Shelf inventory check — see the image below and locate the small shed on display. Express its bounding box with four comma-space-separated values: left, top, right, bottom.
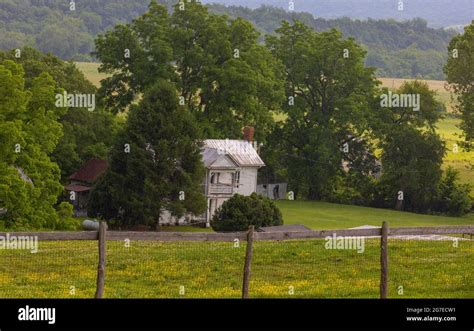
64, 159, 108, 217
257, 182, 288, 200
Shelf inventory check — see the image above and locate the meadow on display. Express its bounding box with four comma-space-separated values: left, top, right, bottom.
0, 238, 472, 298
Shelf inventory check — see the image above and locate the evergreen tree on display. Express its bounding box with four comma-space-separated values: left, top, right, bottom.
88, 80, 207, 227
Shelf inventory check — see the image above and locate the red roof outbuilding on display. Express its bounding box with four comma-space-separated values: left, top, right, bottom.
69, 159, 108, 184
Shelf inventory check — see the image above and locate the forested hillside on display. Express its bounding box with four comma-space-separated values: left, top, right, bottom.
208, 5, 457, 79
202, 0, 473, 28
0, 0, 459, 78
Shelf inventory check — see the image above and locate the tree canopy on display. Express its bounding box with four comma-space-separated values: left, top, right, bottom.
0, 47, 120, 181
0, 60, 66, 229
94, 0, 285, 141
264, 21, 378, 200
445, 21, 474, 150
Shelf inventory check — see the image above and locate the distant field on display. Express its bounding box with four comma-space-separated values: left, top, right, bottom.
437, 118, 474, 188
275, 200, 474, 230
379, 77, 454, 112
75, 61, 107, 87
106, 199, 474, 233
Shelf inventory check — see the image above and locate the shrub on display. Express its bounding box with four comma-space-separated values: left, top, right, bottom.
211, 193, 283, 232
56, 202, 81, 230
435, 167, 472, 216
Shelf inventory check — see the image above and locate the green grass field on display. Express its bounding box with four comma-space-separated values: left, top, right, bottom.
0, 238, 472, 298
158, 199, 474, 233
275, 200, 474, 229
1, 200, 472, 299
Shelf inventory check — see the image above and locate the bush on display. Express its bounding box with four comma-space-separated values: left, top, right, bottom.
56, 202, 81, 230
435, 167, 472, 216
211, 193, 283, 232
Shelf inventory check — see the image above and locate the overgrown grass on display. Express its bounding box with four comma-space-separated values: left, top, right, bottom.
0, 239, 472, 298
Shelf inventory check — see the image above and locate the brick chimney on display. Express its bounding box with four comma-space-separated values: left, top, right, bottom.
243, 126, 254, 142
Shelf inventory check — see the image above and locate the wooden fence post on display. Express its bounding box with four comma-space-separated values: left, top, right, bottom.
242, 225, 255, 299
95, 221, 107, 299
380, 221, 389, 299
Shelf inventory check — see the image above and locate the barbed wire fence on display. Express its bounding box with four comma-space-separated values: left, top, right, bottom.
0, 223, 472, 298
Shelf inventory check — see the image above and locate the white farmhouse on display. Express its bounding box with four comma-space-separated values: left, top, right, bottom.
159, 128, 265, 227
202, 138, 265, 226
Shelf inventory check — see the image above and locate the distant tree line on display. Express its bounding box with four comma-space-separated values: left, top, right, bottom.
0, 0, 457, 79
207, 0, 473, 29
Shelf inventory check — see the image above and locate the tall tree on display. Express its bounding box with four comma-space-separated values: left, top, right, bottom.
265, 21, 377, 200
0, 60, 65, 229
94, 0, 284, 141
0, 47, 120, 180
444, 21, 474, 150
373, 81, 446, 212
88, 80, 207, 228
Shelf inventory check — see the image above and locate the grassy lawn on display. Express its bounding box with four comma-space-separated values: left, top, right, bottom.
0, 239, 472, 298
275, 200, 474, 229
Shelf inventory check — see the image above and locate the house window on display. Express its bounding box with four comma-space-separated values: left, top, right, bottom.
234, 171, 240, 186
210, 172, 220, 184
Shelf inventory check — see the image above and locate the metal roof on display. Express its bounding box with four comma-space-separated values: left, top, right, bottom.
202, 139, 265, 167
69, 159, 108, 183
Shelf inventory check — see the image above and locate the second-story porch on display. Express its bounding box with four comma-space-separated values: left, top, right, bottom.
206, 169, 241, 196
